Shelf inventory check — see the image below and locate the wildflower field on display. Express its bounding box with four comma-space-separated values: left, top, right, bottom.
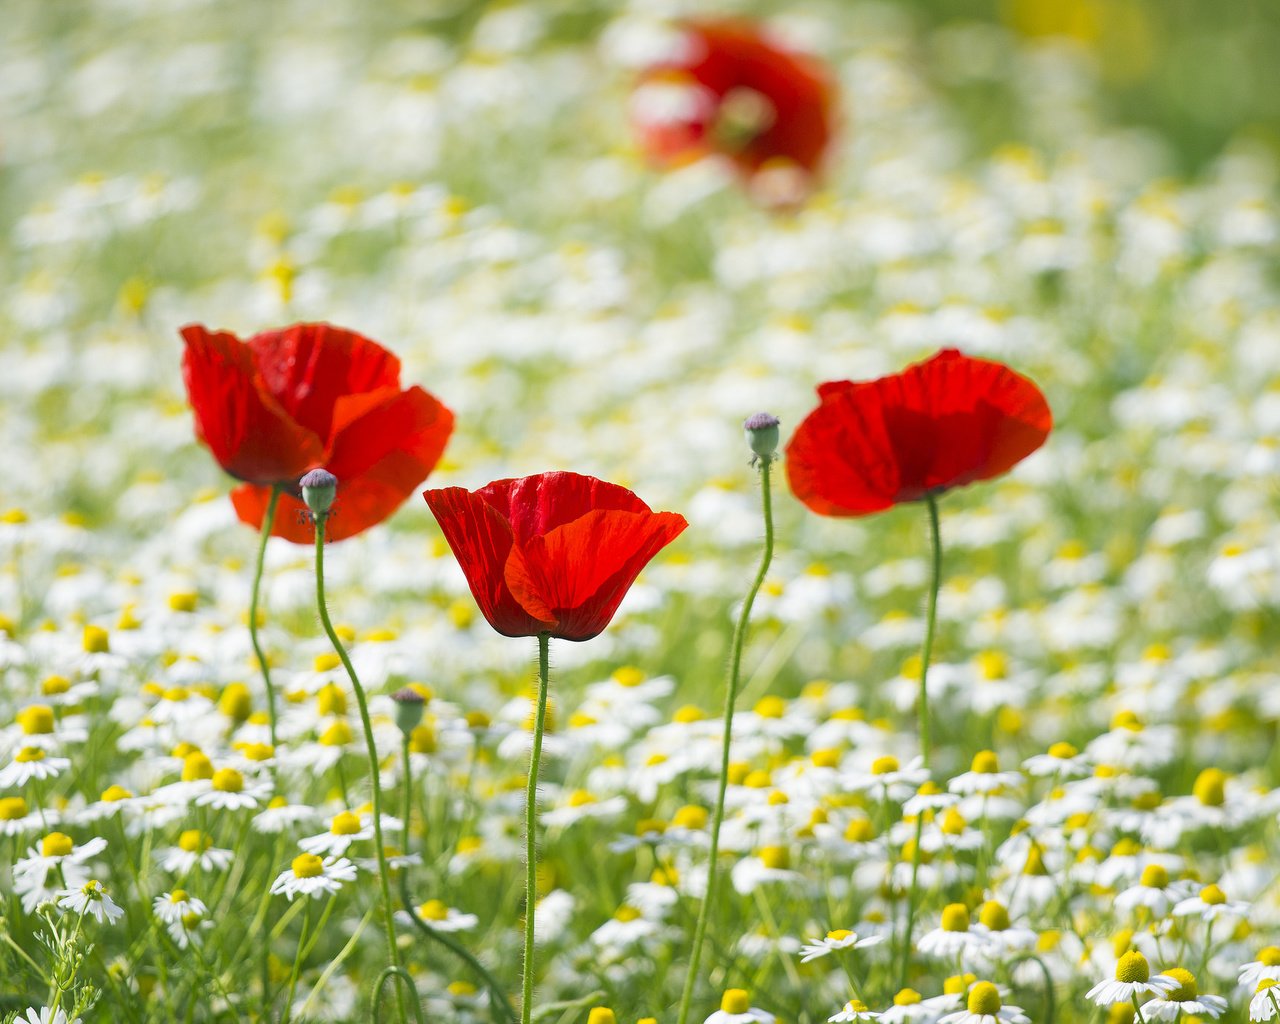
5, 1, 1280, 1022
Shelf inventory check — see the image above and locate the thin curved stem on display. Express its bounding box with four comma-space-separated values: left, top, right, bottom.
313, 516, 406, 1024
1007, 953, 1055, 1024
375, 967, 427, 1024
249, 485, 283, 779
899, 494, 943, 987
676, 457, 775, 1024
521, 634, 551, 1024
398, 873, 519, 1024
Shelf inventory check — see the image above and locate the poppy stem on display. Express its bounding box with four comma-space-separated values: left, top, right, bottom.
898, 493, 943, 987
312, 516, 408, 1024
522, 633, 552, 1024
248, 484, 282, 781
676, 456, 775, 1024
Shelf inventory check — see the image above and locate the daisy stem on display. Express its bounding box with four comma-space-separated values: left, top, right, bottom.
249, 483, 283, 782
1131, 994, 1148, 1024
522, 632, 552, 1024
313, 516, 407, 1024
676, 456, 775, 1024
898, 494, 943, 988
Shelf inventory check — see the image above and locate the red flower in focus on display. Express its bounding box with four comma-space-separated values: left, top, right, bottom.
786, 349, 1052, 516
630, 18, 836, 201
423, 472, 687, 642
181, 322, 454, 543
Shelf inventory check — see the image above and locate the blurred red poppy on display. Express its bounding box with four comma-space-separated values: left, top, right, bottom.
423, 472, 687, 641
181, 322, 453, 543
630, 18, 836, 202
786, 348, 1052, 516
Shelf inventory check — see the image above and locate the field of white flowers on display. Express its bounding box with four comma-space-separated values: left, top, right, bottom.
4, 1, 1280, 1022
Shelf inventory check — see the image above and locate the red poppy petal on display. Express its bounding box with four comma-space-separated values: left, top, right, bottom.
503, 509, 688, 642
248, 323, 402, 442
423, 487, 555, 638
180, 325, 323, 485
785, 395, 899, 517
476, 472, 652, 545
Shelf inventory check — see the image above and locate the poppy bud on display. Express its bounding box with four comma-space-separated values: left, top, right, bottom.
300, 469, 338, 516
391, 686, 426, 736
744, 412, 780, 461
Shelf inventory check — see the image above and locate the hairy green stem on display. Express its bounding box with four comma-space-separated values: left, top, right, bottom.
249, 485, 283, 776
313, 516, 406, 1024
676, 457, 775, 1024
521, 634, 552, 1024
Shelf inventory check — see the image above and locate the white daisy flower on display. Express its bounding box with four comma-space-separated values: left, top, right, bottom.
152, 889, 208, 925
1172, 883, 1249, 921
20, 1008, 81, 1024
704, 989, 774, 1024
156, 830, 233, 874
56, 879, 124, 924
402, 899, 478, 932
939, 981, 1028, 1024
298, 809, 375, 856
799, 928, 887, 963
270, 853, 357, 900
0, 746, 71, 787
830, 1000, 880, 1023
1143, 968, 1227, 1020
917, 904, 988, 960
1022, 741, 1091, 778
948, 751, 1022, 796
1086, 951, 1181, 1005
1239, 947, 1280, 989
880, 990, 933, 1024
193, 767, 270, 811
1251, 980, 1280, 1021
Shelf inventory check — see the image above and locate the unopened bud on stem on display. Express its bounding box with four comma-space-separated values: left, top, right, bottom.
744, 412, 780, 462
391, 687, 426, 736
300, 469, 338, 516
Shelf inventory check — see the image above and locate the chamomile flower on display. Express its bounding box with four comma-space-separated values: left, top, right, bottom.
56, 879, 124, 923
949, 751, 1023, 796
1142, 967, 1228, 1020
270, 853, 357, 900
1251, 980, 1280, 1021
156, 830, 233, 874
798, 928, 886, 962
0, 795, 44, 836
194, 767, 270, 811
1114, 863, 1192, 916
939, 981, 1028, 1024
704, 989, 774, 1024
0, 746, 71, 786
1086, 951, 1181, 1005
918, 904, 988, 960
298, 809, 375, 856
830, 1000, 881, 1023
19, 1008, 81, 1024
731, 846, 802, 894
13, 832, 107, 911
152, 888, 208, 926
1172, 883, 1249, 921
880, 990, 932, 1024
1240, 947, 1280, 989
401, 899, 479, 932
1022, 741, 1091, 778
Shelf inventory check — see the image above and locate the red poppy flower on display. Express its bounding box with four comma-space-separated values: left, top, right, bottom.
423, 472, 687, 642
181, 322, 454, 543
630, 18, 836, 199
786, 348, 1052, 516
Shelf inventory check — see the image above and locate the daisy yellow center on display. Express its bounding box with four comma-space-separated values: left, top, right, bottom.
314, 653, 341, 673
1259, 947, 1280, 966
673, 705, 705, 723
1112, 710, 1142, 731
409, 724, 436, 754
827, 929, 853, 942
212, 768, 244, 793
845, 819, 875, 842
587, 1010, 618, 1024
759, 846, 790, 870
894, 990, 922, 1006
320, 720, 353, 746
871, 755, 899, 775
242, 742, 274, 762
1140, 864, 1169, 888
182, 751, 214, 782
292, 853, 324, 878
219, 684, 252, 721
614, 905, 641, 922
181, 910, 203, 928
1193, 768, 1227, 807
568, 790, 596, 807
42, 675, 71, 695
317, 683, 347, 716
941, 808, 968, 835
1115, 950, 1150, 983
17, 705, 55, 735
331, 811, 363, 835
1199, 884, 1226, 905
754, 696, 786, 719
1162, 967, 1197, 1001
812, 748, 842, 769
967, 982, 1002, 1015
101, 785, 132, 802
179, 830, 211, 853
721, 990, 751, 1015
418, 899, 449, 921
42, 832, 74, 857
15, 747, 45, 763
1258, 980, 1279, 994
83, 626, 110, 653
0, 797, 28, 820
170, 889, 188, 903
970, 750, 999, 773
844, 1001, 870, 1014
979, 901, 1011, 931
168, 592, 198, 612
944, 974, 976, 995
613, 666, 645, 687
673, 805, 707, 830
941, 903, 971, 932
651, 865, 678, 886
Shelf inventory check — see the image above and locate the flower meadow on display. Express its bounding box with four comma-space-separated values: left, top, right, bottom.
5, 1, 1280, 1023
